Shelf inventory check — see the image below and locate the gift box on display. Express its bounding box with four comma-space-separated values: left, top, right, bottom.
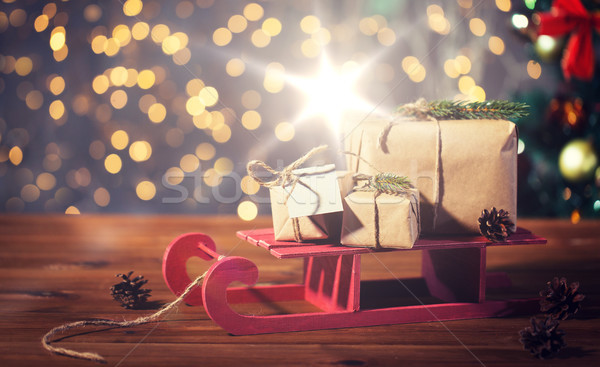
341, 188, 420, 249
268, 164, 346, 242
270, 188, 337, 242
345, 118, 517, 235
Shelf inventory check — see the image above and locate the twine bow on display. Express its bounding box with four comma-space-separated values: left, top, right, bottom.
246, 145, 328, 203
378, 98, 435, 152
247, 145, 328, 242
395, 97, 430, 120
537, 0, 600, 80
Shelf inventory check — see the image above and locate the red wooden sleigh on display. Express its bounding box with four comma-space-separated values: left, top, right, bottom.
162, 227, 546, 335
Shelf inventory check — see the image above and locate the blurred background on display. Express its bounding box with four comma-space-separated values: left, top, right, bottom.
0, 0, 598, 221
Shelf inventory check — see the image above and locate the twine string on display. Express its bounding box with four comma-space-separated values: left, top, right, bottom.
41, 255, 226, 363
352, 174, 393, 248
339, 151, 382, 174
292, 217, 303, 242
340, 153, 391, 248
247, 145, 328, 242
396, 97, 431, 120
246, 145, 328, 204
377, 98, 430, 153
373, 191, 382, 249
376, 99, 441, 231
431, 117, 441, 230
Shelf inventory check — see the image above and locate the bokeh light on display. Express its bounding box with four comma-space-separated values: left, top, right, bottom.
469, 18, 486, 37
110, 89, 128, 109
275, 122, 295, 142
241, 110, 261, 130
37, 172, 57, 191
241, 175, 260, 195
9, 146, 23, 166
226, 58, 245, 77
527, 60, 542, 79
262, 18, 282, 36
488, 36, 505, 55
49, 100, 65, 120
25, 90, 44, 110
243, 3, 263, 21
176, 1, 195, 19
129, 141, 152, 162
148, 103, 166, 123
104, 154, 122, 174
199, 86, 219, 107
213, 27, 232, 46
251, 29, 271, 48
237, 200, 258, 221
228, 15, 248, 33
123, 0, 143, 17
111, 130, 129, 150
301, 15, 320, 34
495, 0, 511, 12
214, 157, 234, 175
49, 76, 65, 95
15, 57, 33, 76
21, 184, 40, 202
34, 15, 49, 32
94, 187, 110, 207
0, 1, 563, 218
180, 154, 200, 172
136, 180, 156, 201
196, 143, 216, 160
65, 206, 80, 214
50, 27, 66, 51
84, 4, 102, 22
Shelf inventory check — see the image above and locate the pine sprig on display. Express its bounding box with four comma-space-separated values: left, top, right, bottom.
397, 100, 529, 120
356, 173, 412, 195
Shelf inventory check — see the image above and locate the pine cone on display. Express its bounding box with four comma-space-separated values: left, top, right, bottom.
478, 207, 514, 242
110, 271, 152, 309
519, 316, 566, 359
540, 277, 585, 320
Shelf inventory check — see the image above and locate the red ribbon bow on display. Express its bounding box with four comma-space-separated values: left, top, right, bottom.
537, 0, 600, 80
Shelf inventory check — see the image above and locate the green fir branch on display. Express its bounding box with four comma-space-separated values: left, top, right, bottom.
368, 173, 412, 195
397, 100, 529, 120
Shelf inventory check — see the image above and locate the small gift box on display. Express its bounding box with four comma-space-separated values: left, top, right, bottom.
341, 187, 420, 249
268, 164, 344, 242
247, 146, 345, 242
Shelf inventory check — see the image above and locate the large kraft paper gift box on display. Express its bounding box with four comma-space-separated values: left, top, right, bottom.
345, 119, 517, 235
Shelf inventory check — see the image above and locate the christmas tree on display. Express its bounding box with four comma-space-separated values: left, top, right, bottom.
509, 0, 600, 220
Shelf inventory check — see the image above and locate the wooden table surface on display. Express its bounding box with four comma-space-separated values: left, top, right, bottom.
0, 215, 598, 366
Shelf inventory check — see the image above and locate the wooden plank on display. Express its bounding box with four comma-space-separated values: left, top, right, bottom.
227, 284, 306, 304
272, 244, 373, 258
238, 227, 546, 259
422, 247, 486, 303
1, 215, 598, 367
303, 255, 361, 312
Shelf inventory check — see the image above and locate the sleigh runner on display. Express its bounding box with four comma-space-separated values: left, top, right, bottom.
162, 227, 546, 335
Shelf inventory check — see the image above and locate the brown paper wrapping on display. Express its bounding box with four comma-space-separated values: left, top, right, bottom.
269, 171, 353, 242
341, 189, 420, 249
345, 119, 517, 235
